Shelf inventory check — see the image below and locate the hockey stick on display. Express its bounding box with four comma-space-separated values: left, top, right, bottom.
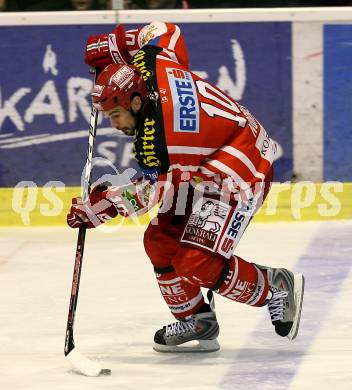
64, 69, 111, 377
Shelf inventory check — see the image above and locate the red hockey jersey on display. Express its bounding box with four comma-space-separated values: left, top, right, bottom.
125, 22, 277, 193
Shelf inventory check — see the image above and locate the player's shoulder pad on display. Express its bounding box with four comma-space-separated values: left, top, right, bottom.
138, 21, 168, 48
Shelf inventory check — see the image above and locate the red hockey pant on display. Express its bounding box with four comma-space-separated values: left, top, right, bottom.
144, 174, 272, 319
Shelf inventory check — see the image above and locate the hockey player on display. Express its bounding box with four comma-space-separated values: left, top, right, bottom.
67, 22, 304, 352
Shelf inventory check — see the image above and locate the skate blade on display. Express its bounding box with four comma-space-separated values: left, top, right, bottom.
153, 339, 220, 353
287, 273, 305, 341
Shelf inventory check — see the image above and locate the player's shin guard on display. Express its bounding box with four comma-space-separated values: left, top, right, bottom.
214, 256, 269, 307
154, 266, 205, 319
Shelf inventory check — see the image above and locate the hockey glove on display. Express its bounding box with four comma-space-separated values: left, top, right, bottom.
85, 24, 131, 70
67, 185, 124, 229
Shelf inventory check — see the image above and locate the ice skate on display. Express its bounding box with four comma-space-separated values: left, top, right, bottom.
153, 291, 220, 353
263, 266, 305, 340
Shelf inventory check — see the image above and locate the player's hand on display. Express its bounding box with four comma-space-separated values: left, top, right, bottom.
85, 24, 130, 70
67, 185, 122, 229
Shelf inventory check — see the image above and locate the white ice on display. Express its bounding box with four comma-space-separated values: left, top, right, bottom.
0, 221, 351, 390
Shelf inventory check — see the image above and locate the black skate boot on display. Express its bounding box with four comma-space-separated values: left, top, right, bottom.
153, 291, 220, 352
259, 265, 305, 340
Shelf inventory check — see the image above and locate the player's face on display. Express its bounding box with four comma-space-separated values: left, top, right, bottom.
105, 107, 136, 136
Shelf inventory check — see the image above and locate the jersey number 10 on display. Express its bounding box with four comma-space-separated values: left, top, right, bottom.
195, 80, 247, 128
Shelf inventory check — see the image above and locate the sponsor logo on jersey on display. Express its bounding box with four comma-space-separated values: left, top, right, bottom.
138, 117, 161, 168
239, 103, 259, 137
166, 68, 200, 133
131, 50, 152, 81
122, 190, 141, 212
255, 126, 278, 163
218, 201, 253, 258
181, 198, 230, 251
140, 24, 159, 46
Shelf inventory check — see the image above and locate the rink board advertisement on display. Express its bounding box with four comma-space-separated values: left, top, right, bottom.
0, 22, 292, 187
324, 24, 352, 181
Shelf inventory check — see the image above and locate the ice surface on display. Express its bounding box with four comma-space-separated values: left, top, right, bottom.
0, 221, 351, 390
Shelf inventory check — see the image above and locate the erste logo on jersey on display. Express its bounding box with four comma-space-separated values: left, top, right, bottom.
166, 68, 200, 133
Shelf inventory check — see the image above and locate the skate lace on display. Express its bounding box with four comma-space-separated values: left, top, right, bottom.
268, 290, 288, 321
165, 318, 196, 338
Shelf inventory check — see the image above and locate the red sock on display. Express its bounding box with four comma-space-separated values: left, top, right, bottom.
155, 270, 205, 318
216, 256, 269, 306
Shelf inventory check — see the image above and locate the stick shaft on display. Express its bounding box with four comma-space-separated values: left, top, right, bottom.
64, 70, 99, 356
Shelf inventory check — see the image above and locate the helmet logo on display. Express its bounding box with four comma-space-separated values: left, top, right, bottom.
111, 66, 135, 90
92, 63, 147, 111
